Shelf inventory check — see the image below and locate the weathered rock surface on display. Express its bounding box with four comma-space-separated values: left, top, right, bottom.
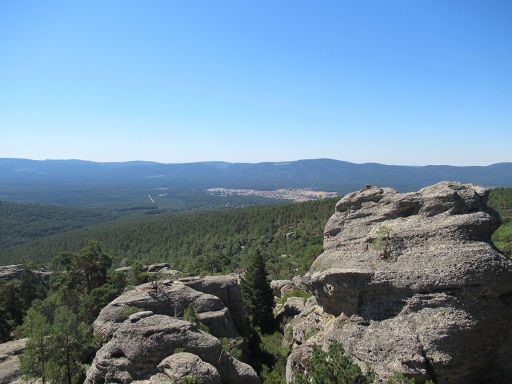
0, 265, 51, 282
282, 296, 330, 351
85, 314, 259, 384
156, 267, 182, 277
287, 182, 512, 383
274, 296, 307, 324
270, 280, 294, 297
153, 352, 221, 384
0, 338, 41, 383
180, 274, 250, 337
147, 263, 171, 273
94, 279, 242, 339
0, 338, 27, 383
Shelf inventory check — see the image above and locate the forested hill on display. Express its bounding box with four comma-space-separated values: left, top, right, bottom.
1, 158, 511, 207
1, 188, 510, 279
0, 198, 338, 278
0, 201, 121, 248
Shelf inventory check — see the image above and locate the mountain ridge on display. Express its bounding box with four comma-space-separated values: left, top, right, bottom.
1, 158, 511, 207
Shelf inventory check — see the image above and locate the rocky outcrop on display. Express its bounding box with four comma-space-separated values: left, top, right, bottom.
270, 280, 294, 297
115, 265, 182, 277
287, 182, 512, 383
93, 278, 244, 340
147, 263, 171, 273
87, 275, 258, 383
180, 275, 250, 337
0, 338, 44, 384
274, 297, 307, 324
270, 277, 305, 298
151, 352, 221, 384
0, 265, 51, 282
85, 314, 259, 384
0, 338, 27, 383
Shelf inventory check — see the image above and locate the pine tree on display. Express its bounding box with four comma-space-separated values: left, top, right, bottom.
19, 307, 52, 384
47, 307, 89, 384
19, 306, 90, 384
240, 249, 276, 333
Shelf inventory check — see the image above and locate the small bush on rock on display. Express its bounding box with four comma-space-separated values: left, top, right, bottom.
293, 342, 374, 384
183, 304, 210, 333
384, 373, 433, 384
276, 288, 311, 305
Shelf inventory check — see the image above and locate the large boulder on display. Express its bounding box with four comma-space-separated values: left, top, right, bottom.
180, 274, 250, 337
85, 314, 259, 384
93, 279, 241, 339
153, 352, 221, 384
287, 182, 512, 383
270, 280, 294, 297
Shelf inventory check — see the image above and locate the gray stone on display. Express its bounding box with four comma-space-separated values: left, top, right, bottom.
157, 352, 221, 384
85, 314, 259, 384
0, 338, 41, 383
274, 297, 306, 323
0, 265, 51, 282
180, 274, 250, 337
128, 310, 154, 322
287, 182, 512, 383
93, 279, 240, 340
270, 280, 294, 297
156, 268, 181, 277
0, 338, 27, 383
147, 263, 171, 273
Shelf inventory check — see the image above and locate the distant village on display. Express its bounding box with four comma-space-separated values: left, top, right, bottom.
206, 187, 338, 202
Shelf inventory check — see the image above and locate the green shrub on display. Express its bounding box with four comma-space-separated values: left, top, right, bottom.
183, 377, 199, 384
221, 337, 244, 360
276, 288, 311, 305
120, 305, 141, 317
371, 225, 393, 259
183, 304, 210, 333
293, 342, 374, 384
384, 372, 433, 384
493, 221, 512, 257
259, 331, 289, 384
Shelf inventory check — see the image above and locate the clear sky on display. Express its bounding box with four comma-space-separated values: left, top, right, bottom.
0, 0, 510, 165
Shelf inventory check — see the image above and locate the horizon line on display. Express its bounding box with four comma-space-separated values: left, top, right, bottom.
1, 157, 511, 168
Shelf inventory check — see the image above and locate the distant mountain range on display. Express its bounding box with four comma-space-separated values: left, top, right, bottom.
0, 158, 511, 207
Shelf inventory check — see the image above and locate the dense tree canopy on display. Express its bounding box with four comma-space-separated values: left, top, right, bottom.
241, 249, 276, 333
1, 198, 337, 278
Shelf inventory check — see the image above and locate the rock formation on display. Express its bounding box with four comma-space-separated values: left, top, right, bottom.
149, 352, 221, 384
0, 265, 51, 282
270, 280, 294, 297
0, 338, 27, 383
286, 182, 512, 383
274, 296, 307, 326
94, 275, 248, 340
87, 276, 259, 384
85, 313, 259, 384
0, 338, 41, 384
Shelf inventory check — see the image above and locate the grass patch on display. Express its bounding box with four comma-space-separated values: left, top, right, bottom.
120, 305, 141, 317
276, 288, 311, 305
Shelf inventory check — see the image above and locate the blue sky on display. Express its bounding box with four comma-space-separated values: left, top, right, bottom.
0, 1, 510, 165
